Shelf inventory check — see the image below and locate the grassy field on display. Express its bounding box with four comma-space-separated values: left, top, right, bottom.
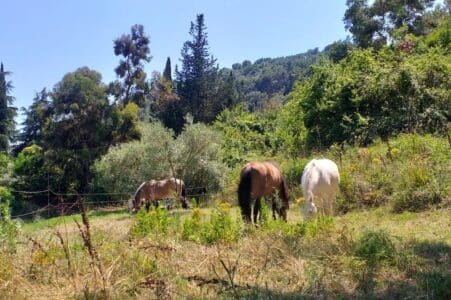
2, 134, 449, 299
3, 202, 449, 299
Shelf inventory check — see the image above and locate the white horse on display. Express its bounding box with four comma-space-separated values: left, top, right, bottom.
301, 159, 340, 218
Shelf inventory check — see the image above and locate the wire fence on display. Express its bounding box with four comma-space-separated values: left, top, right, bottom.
9, 186, 217, 219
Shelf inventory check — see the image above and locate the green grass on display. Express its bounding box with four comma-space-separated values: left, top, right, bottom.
20, 208, 131, 234
4, 202, 450, 299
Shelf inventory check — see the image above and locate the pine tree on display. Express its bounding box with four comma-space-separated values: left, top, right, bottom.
110, 24, 151, 107
14, 88, 50, 153
0, 63, 16, 152
176, 14, 219, 125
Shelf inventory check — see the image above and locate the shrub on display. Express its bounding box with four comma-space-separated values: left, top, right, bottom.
333, 134, 449, 214
352, 229, 397, 295
201, 203, 243, 244
353, 229, 396, 269
94, 122, 227, 204
175, 122, 227, 197
285, 45, 450, 150
93, 122, 175, 200
392, 163, 444, 213
0, 187, 20, 253
214, 105, 282, 167
304, 215, 335, 238
130, 206, 170, 238
181, 208, 203, 242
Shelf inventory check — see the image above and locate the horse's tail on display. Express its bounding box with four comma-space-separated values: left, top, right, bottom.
181, 182, 186, 198
279, 176, 290, 209
238, 168, 252, 222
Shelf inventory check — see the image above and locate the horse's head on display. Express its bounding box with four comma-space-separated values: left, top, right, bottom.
131, 182, 146, 213
179, 196, 189, 209
303, 201, 317, 219
179, 183, 189, 209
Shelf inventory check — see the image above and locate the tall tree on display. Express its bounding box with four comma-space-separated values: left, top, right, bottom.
43, 67, 140, 193
344, 0, 436, 48
0, 63, 16, 152
14, 88, 50, 153
150, 63, 182, 131
176, 14, 219, 128
163, 57, 173, 83
110, 24, 151, 107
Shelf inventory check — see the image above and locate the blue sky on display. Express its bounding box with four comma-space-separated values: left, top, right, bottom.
0, 0, 349, 117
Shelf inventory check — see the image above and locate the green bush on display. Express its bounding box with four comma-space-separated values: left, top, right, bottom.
94, 122, 227, 203
214, 105, 282, 167
182, 203, 243, 244
0, 187, 20, 253
201, 203, 243, 244
94, 123, 175, 199
332, 134, 449, 214
392, 162, 444, 213
353, 229, 396, 269
130, 206, 170, 238
175, 122, 227, 195
181, 208, 203, 243
285, 44, 450, 150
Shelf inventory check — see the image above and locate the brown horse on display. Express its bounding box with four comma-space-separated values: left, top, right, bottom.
238, 161, 289, 223
130, 178, 188, 212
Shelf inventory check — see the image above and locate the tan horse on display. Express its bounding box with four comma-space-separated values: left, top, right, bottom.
130, 178, 188, 212
238, 161, 289, 223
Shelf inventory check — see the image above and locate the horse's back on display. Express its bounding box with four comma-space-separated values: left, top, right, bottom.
241, 161, 283, 197
302, 159, 339, 194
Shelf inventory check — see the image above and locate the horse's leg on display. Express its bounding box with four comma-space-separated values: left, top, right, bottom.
254, 197, 261, 224
271, 196, 277, 220
326, 191, 335, 215
319, 195, 326, 215
145, 200, 150, 212
241, 200, 252, 223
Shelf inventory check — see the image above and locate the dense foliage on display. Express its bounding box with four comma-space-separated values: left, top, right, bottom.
344, 0, 445, 48
11, 68, 140, 212
93, 122, 226, 201
214, 104, 282, 167
225, 48, 322, 111
284, 29, 450, 150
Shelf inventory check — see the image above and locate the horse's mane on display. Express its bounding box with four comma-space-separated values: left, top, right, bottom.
264, 160, 281, 168
134, 181, 147, 199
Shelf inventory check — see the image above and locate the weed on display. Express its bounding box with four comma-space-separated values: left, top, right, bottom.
130, 206, 170, 238
0, 188, 20, 253
181, 208, 203, 242
352, 229, 396, 295
201, 203, 243, 244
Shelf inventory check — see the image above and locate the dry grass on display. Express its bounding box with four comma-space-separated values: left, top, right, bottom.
2, 203, 450, 299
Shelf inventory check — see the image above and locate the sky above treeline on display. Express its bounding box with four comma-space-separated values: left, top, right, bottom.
0, 0, 349, 116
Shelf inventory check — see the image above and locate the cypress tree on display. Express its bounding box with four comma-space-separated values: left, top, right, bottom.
163, 57, 172, 83
0, 63, 15, 152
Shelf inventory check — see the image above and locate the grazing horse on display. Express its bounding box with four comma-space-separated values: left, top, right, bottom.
238, 161, 289, 223
301, 159, 340, 218
130, 178, 188, 213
